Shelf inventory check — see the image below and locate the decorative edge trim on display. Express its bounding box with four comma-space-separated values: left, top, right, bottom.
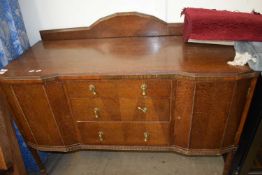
27, 142, 236, 156
0, 72, 259, 84
40, 12, 183, 41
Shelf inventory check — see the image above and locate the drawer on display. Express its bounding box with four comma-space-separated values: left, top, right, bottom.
65, 79, 171, 98
71, 98, 170, 121
71, 98, 121, 121
77, 122, 170, 146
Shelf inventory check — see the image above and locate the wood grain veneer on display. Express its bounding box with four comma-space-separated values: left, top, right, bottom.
65, 79, 171, 98
0, 12, 258, 157
71, 97, 170, 121
77, 122, 170, 146
0, 86, 26, 174
40, 12, 183, 40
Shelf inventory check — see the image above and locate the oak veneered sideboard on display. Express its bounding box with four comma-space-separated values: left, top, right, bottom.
0, 12, 259, 174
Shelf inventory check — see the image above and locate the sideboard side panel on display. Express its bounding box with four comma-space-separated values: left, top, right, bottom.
12, 84, 63, 146
1, 84, 36, 144
45, 81, 78, 145
173, 79, 195, 148
0, 86, 13, 170
189, 80, 235, 149
222, 78, 251, 148
0, 85, 26, 174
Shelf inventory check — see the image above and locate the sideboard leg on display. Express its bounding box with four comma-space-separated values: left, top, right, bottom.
28, 147, 47, 175
223, 151, 235, 175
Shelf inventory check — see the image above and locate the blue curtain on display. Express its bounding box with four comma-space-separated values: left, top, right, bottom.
0, 0, 48, 173
0, 0, 29, 68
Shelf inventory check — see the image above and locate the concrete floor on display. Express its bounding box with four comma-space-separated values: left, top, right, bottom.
40, 151, 224, 175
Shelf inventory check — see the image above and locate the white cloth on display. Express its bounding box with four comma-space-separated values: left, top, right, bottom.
227, 42, 262, 72
227, 52, 256, 66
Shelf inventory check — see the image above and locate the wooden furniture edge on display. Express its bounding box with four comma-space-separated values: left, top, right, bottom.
223, 77, 258, 175
234, 77, 258, 145
40, 12, 183, 41
1, 11, 258, 175
0, 72, 259, 84
0, 85, 26, 174
26, 142, 237, 156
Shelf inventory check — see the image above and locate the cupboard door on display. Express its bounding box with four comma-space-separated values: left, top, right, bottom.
0, 105, 12, 170
12, 84, 63, 146
173, 78, 251, 150
189, 80, 235, 149
0, 86, 26, 173
222, 78, 252, 147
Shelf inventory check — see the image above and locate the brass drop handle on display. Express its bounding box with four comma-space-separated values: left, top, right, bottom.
141, 83, 147, 96
94, 107, 100, 118
89, 84, 97, 95
144, 132, 149, 142
137, 106, 147, 113
98, 131, 104, 142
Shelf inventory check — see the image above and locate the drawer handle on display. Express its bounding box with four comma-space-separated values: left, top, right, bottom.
98, 131, 104, 142
94, 107, 100, 119
140, 83, 147, 96
137, 106, 147, 113
144, 132, 149, 142
89, 84, 97, 95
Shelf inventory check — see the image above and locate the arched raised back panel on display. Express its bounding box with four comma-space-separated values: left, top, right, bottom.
0, 12, 259, 155
40, 12, 183, 41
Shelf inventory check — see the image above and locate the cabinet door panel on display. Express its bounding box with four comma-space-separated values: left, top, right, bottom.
189, 80, 235, 149
0, 86, 26, 173
13, 84, 63, 146
222, 78, 251, 147
1, 84, 36, 144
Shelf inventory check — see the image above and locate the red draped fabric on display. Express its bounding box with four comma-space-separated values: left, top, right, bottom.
182, 8, 262, 42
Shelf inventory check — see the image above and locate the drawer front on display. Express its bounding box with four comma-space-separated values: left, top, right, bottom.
77, 122, 125, 145
77, 122, 170, 146
124, 122, 170, 145
71, 98, 121, 121
65, 79, 171, 98
71, 98, 170, 121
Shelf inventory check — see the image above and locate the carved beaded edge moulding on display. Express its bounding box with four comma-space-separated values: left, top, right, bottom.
0, 12, 258, 158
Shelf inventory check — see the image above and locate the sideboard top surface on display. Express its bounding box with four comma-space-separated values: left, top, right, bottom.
0, 12, 254, 81
0, 36, 252, 80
